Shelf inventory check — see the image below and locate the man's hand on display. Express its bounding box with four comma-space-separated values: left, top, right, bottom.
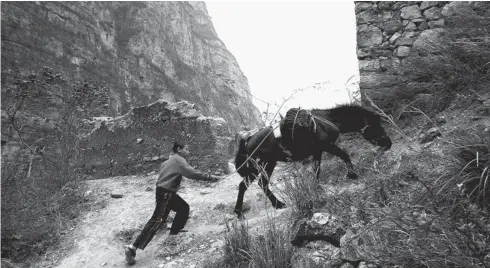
208, 175, 225, 182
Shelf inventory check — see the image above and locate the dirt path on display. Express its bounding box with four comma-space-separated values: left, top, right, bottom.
32, 164, 292, 268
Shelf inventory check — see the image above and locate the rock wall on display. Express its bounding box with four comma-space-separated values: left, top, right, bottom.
355, 1, 455, 107
79, 100, 232, 178
1, 1, 262, 133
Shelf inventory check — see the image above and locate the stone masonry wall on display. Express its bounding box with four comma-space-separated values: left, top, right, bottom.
79, 100, 233, 179
356, 1, 453, 107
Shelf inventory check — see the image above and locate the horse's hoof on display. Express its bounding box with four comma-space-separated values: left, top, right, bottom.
234, 209, 245, 220
275, 202, 286, 209
347, 172, 358, 179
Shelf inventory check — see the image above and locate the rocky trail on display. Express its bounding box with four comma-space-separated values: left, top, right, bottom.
31, 164, 293, 268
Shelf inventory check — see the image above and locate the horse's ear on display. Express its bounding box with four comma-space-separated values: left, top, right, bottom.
279, 113, 284, 121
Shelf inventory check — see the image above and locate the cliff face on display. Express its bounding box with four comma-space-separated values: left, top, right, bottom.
1, 1, 262, 131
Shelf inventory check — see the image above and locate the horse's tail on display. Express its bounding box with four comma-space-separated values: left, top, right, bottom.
234, 138, 250, 177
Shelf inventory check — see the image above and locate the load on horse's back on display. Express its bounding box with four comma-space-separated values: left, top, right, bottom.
280, 108, 318, 161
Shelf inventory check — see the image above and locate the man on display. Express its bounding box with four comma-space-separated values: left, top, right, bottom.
124, 142, 223, 265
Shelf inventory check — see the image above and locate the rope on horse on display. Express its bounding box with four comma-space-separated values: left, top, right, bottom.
291, 108, 336, 141
307, 110, 318, 133
311, 114, 339, 132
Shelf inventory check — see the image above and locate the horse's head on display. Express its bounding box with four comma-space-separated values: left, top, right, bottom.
361, 114, 392, 151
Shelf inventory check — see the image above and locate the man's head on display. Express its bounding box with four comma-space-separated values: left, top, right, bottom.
173, 141, 190, 157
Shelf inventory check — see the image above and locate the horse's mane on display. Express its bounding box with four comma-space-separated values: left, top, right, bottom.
310, 104, 381, 125
313, 104, 379, 119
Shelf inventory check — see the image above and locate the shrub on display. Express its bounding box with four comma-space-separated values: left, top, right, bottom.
282, 162, 329, 218
205, 200, 295, 268
202, 220, 251, 268
1, 69, 86, 262
222, 220, 252, 267
249, 218, 294, 268
436, 130, 490, 209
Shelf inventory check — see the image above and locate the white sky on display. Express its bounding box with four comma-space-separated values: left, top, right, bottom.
205, 1, 360, 119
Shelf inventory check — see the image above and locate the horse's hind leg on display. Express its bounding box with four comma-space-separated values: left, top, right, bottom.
313, 151, 322, 180
324, 143, 358, 179
258, 160, 286, 209
234, 177, 253, 219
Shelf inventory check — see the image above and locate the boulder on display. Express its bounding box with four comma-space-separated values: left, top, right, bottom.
441, 2, 466, 17
405, 21, 417, 31
418, 21, 429, 31
355, 2, 373, 14
388, 32, 400, 44
382, 20, 402, 34
400, 5, 422, 20
377, 2, 393, 10
358, 25, 383, 48
357, 10, 378, 24
291, 212, 345, 247
423, 7, 443, 20
420, 1, 439, 11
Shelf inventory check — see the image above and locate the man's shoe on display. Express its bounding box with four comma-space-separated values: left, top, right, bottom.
167, 227, 188, 233
124, 245, 136, 265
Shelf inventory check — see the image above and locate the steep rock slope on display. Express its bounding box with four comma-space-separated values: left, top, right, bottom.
1, 1, 261, 131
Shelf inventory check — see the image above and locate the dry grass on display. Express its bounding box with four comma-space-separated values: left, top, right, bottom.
448, 134, 490, 208
249, 218, 294, 268
282, 162, 330, 219
203, 216, 295, 268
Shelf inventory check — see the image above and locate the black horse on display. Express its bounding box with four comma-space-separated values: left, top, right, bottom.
233, 104, 392, 218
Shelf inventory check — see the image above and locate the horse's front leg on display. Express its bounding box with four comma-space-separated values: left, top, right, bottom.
234, 176, 255, 219
324, 143, 358, 179
257, 159, 286, 209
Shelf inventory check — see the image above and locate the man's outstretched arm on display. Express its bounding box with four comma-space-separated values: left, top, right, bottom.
178, 158, 212, 181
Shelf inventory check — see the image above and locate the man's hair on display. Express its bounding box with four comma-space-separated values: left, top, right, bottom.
172, 141, 185, 153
